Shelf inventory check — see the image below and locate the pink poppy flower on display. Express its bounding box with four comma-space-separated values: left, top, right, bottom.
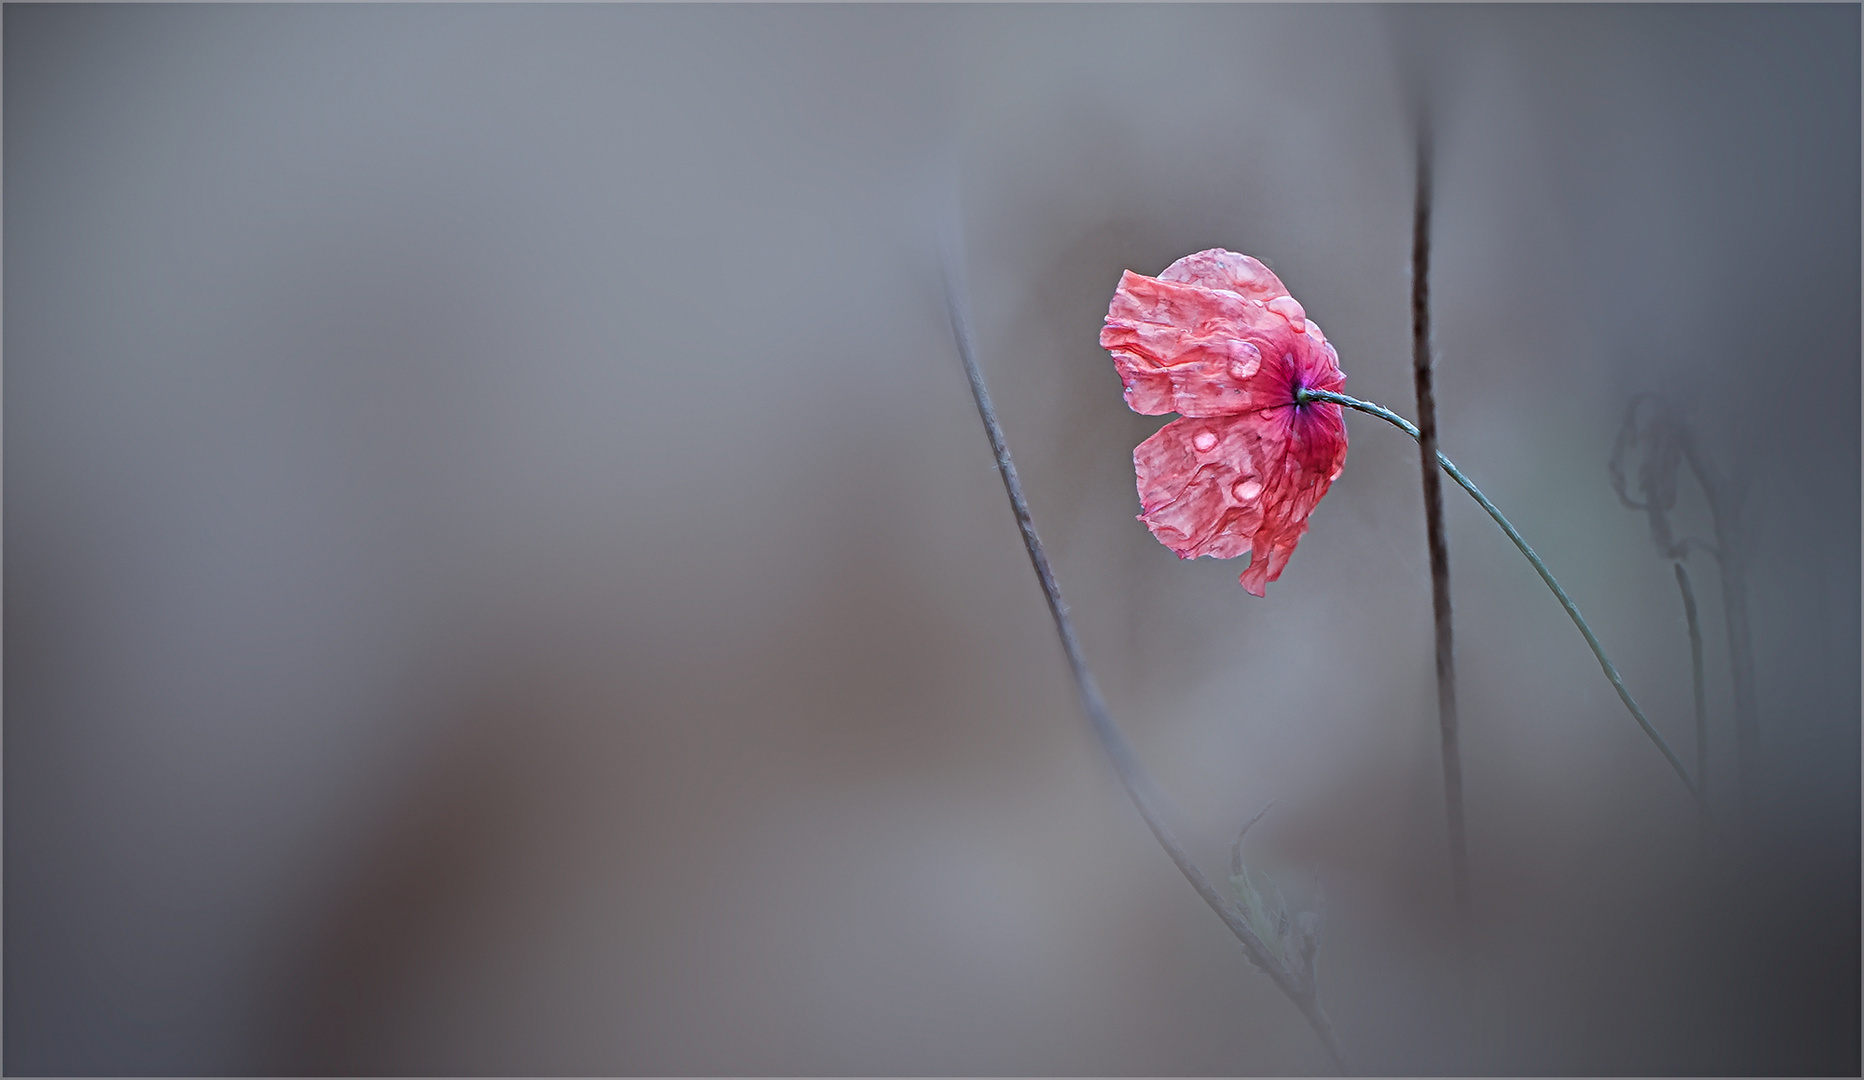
1101, 249, 1348, 596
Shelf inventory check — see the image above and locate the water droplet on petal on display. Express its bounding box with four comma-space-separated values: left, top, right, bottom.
1234, 479, 1263, 501
1192, 431, 1218, 453
1229, 341, 1262, 379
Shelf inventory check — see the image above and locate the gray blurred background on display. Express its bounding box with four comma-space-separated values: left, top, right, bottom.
6, 4, 1856, 1074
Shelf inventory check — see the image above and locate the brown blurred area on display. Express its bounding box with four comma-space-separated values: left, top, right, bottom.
6, 5, 1856, 1074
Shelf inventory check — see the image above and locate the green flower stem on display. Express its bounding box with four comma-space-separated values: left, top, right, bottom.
1296, 386, 1721, 840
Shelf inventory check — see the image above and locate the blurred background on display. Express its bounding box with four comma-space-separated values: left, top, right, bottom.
6, 5, 1857, 1074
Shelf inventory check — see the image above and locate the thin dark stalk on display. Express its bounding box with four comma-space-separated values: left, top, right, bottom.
941, 245, 1350, 1074
1681, 443, 1757, 822
1713, 562, 1757, 819
1297, 386, 1724, 844
1408, 116, 1471, 924
1674, 561, 1709, 834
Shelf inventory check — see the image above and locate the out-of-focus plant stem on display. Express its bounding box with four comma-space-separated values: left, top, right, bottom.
1407, 115, 1471, 926
941, 239, 1351, 1075
1684, 445, 1758, 822
1296, 386, 1723, 844
1674, 560, 1710, 834
1608, 394, 1756, 824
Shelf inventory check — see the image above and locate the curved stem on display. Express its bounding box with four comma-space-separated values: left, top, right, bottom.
1297, 386, 1722, 842
943, 243, 1350, 1074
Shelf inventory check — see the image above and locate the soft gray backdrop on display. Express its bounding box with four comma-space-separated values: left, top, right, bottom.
7, 5, 1857, 1074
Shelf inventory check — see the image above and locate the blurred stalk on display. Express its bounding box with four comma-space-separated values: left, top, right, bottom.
1674, 560, 1710, 834
1408, 116, 1471, 924
1683, 444, 1758, 822
1609, 395, 1755, 824
940, 235, 1351, 1075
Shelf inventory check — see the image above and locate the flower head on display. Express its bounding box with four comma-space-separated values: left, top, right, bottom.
1101, 249, 1348, 596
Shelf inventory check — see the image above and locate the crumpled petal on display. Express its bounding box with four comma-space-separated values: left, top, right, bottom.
1134, 401, 1346, 596
1134, 415, 1271, 561
1157, 248, 1289, 306
1101, 271, 1283, 416
1237, 404, 1347, 596
1100, 250, 1334, 418
1156, 249, 1331, 347
1104, 249, 1349, 595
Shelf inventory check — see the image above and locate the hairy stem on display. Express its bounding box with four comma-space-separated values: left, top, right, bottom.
942, 245, 1351, 1074
1408, 116, 1471, 924
1296, 386, 1721, 842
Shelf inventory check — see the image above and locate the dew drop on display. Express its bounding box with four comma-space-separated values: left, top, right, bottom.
1229, 342, 1262, 379
1192, 431, 1218, 453
1234, 479, 1263, 501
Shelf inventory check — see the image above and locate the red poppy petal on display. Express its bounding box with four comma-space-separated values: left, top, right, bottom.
1133, 416, 1270, 562
1129, 389, 1347, 594
1157, 249, 1290, 307
1101, 271, 1287, 417
1106, 249, 1350, 595
1239, 454, 1331, 596
1238, 407, 1348, 595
